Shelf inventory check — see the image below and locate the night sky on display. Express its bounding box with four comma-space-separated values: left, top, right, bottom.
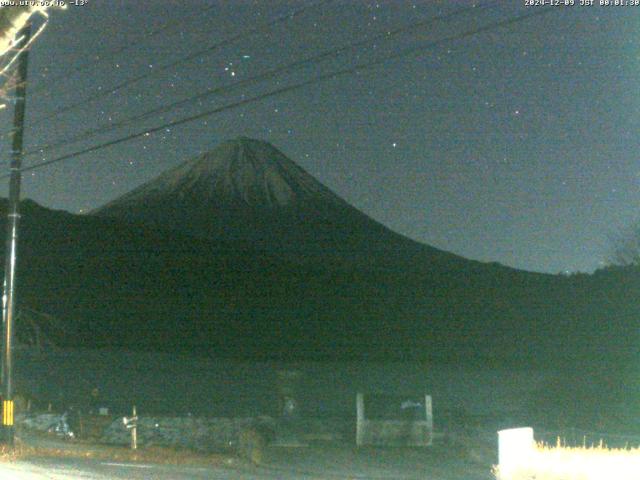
0, 0, 637, 274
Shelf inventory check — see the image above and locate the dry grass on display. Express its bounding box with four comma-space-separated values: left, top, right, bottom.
0, 433, 233, 468
0, 443, 29, 463
237, 427, 267, 465
494, 439, 640, 480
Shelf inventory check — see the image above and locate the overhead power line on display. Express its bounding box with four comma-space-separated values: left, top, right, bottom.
5, 6, 555, 180
26, 3, 220, 96
23, 1, 496, 159
23, 0, 333, 130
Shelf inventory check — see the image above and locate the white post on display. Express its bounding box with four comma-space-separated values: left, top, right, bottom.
356, 393, 365, 446
131, 405, 137, 450
424, 395, 433, 446
497, 427, 535, 477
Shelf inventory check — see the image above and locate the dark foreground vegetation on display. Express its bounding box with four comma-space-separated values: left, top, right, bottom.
1, 199, 636, 370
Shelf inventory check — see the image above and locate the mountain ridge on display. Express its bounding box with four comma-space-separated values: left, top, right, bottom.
0, 138, 633, 364
0, 198, 634, 365
92, 137, 475, 270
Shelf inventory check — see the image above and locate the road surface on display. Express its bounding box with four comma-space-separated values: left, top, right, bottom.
0, 456, 303, 480
0, 442, 495, 480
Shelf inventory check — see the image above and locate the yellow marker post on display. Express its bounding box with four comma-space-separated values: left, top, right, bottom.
2, 400, 14, 426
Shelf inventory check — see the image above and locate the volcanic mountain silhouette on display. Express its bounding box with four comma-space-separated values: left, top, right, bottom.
0, 136, 633, 362
8, 137, 622, 363
94, 137, 466, 269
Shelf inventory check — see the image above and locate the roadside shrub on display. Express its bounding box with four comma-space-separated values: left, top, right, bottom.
237, 417, 275, 465
237, 427, 266, 464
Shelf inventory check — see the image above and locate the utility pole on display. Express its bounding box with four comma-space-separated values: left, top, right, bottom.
1, 23, 31, 446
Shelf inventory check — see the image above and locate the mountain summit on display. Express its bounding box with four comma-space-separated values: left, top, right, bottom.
94, 137, 461, 267
100, 137, 344, 211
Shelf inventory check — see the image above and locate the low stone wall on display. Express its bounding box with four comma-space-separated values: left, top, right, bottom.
102, 416, 268, 451
17, 412, 61, 432
17, 412, 276, 452
356, 420, 432, 447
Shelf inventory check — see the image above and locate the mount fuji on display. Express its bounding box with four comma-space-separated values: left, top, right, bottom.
93, 137, 466, 269
0, 138, 632, 364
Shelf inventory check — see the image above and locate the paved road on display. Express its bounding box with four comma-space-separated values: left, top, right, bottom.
0, 448, 494, 480
0, 457, 301, 480
7, 431, 496, 479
